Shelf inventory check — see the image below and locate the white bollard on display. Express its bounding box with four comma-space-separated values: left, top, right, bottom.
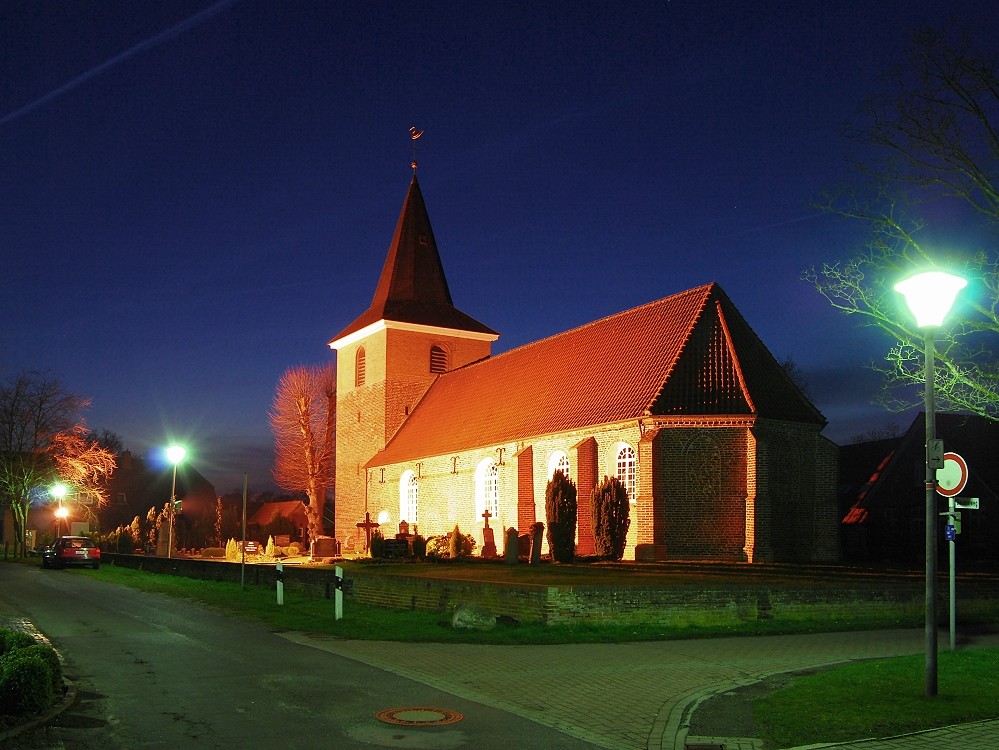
276, 561, 284, 606
334, 565, 344, 620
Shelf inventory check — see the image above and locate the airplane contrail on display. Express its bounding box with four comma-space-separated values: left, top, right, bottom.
1, 0, 239, 128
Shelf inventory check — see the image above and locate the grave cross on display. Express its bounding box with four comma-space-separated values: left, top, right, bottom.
481, 508, 492, 528
356, 511, 379, 550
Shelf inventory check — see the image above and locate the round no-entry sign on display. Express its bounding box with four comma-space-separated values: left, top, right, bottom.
936, 452, 969, 497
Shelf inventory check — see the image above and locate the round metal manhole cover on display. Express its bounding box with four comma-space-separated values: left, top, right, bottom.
374, 707, 464, 726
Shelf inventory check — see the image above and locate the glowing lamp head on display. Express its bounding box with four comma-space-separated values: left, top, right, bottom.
166, 445, 187, 465
50, 483, 68, 500
894, 271, 967, 328
54, 505, 69, 520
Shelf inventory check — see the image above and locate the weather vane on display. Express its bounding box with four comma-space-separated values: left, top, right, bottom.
409, 126, 424, 172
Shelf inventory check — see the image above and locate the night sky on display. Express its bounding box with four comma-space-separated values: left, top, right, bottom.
3, 1, 994, 494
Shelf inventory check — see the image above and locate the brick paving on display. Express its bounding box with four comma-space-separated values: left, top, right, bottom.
281, 628, 999, 750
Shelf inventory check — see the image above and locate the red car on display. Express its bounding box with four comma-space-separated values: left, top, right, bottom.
41, 536, 101, 570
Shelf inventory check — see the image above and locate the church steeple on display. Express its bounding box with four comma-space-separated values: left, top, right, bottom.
330, 176, 497, 346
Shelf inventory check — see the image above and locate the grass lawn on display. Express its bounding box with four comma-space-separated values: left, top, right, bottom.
55, 562, 999, 745
755, 649, 999, 748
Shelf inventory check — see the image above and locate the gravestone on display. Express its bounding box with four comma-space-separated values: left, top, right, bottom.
530, 522, 544, 565
481, 508, 498, 558
311, 536, 339, 559
504, 527, 519, 564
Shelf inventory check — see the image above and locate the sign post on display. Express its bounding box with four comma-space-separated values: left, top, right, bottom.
936, 452, 970, 652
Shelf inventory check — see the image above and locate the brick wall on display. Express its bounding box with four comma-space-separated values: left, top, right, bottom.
103, 554, 999, 628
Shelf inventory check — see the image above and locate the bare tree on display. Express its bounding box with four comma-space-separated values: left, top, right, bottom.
0, 371, 116, 556
269, 364, 336, 543
806, 27, 999, 420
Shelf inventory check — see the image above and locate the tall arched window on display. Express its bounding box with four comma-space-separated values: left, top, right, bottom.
399, 470, 418, 525
547, 451, 570, 480
616, 445, 637, 502
355, 347, 366, 387
430, 344, 448, 374
474, 458, 499, 521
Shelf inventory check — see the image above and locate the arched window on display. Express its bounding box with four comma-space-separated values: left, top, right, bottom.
430, 344, 448, 374
399, 470, 418, 525
616, 445, 637, 502
474, 458, 499, 521
547, 451, 570, 480
355, 347, 366, 387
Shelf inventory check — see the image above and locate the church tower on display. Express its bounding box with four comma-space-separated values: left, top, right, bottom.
328, 175, 498, 544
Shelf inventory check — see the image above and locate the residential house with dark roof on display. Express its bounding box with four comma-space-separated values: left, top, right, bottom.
328, 176, 839, 562
841, 413, 998, 567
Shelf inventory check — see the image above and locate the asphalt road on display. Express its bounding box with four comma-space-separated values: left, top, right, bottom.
0, 563, 601, 749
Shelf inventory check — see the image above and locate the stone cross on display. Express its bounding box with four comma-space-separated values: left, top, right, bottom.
356, 511, 379, 551
481, 508, 492, 527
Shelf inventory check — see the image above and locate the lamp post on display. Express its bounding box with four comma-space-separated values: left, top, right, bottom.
51, 483, 69, 537
166, 445, 187, 559
894, 270, 967, 698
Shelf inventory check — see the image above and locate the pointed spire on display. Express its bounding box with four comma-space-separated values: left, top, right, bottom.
330, 176, 497, 346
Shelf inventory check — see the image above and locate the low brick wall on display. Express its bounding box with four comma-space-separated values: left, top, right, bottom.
103, 554, 999, 627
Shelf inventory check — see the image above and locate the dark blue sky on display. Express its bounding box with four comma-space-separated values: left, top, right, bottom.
3, 1, 993, 494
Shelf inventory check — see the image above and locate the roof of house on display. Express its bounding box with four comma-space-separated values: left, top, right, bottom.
842, 412, 999, 525
369, 282, 825, 467
248, 499, 308, 526
330, 176, 497, 345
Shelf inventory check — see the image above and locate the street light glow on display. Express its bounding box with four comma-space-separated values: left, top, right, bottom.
50, 483, 68, 500
166, 444, 187, 465
894, 271, 967, 328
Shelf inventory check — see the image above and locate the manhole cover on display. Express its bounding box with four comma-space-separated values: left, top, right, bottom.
375, 707, 463, 726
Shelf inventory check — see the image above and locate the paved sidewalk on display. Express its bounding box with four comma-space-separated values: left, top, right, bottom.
281, 628, 999, 750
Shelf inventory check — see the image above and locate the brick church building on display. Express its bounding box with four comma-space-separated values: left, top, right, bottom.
328, 175, 838, 562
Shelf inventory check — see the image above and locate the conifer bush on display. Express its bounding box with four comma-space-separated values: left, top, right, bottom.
225, 538, 238, 561
591, 476, 631, 560
449, 525, 462, 559
545, 470, 577, 563
369, 530, 385, 558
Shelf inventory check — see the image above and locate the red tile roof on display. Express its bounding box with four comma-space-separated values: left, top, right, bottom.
330, 176, 497, 345
369, 283, 824, 467
248, 500, 308, 526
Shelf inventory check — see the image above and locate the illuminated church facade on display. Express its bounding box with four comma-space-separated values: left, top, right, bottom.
329, 176, 838, 562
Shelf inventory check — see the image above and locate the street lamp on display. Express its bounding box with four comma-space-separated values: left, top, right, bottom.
894, 270, 967, 699
51, 483, 69, 537
166, 445, 187, 559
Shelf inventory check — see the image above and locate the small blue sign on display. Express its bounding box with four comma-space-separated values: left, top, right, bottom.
945, 524, 956, 542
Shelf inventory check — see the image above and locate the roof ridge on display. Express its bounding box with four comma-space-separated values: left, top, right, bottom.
440, 283, 718, 375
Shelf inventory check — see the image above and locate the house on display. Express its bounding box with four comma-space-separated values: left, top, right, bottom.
841, 413, 998, 567
328, 175, 839, 562
247, 499, 309, 544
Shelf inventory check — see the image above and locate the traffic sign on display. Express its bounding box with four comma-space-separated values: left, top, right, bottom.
953, 497, 979, 510
936, 452, 969, 497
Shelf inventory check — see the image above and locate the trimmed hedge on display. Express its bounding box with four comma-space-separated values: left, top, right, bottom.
0, 629, 61, 717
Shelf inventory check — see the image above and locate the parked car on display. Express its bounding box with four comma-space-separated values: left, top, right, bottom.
41, 536, 101, 570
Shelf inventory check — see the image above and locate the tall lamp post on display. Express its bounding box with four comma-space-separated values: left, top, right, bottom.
893, 270, 967, 698
166, 445, 187, 559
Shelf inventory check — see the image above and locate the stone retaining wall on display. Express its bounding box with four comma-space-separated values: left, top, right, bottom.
103, 554, 999, 627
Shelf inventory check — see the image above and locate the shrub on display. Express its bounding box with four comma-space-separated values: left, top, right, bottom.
591, 476, 631, 560
201, 547, 226, 559
17, 644, 62, 693
0, 651, 54, 716
545, 470, 577, 562
1, 630, 36, 659
225, 538, 238, 561
265, 536, 276, 557
369, 530, 385, 558
448, 525, 462, 558
411, 535, 427, 559
425, 530, 476, 559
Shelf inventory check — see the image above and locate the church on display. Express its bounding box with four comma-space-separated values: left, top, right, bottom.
328, 175, 839, 563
